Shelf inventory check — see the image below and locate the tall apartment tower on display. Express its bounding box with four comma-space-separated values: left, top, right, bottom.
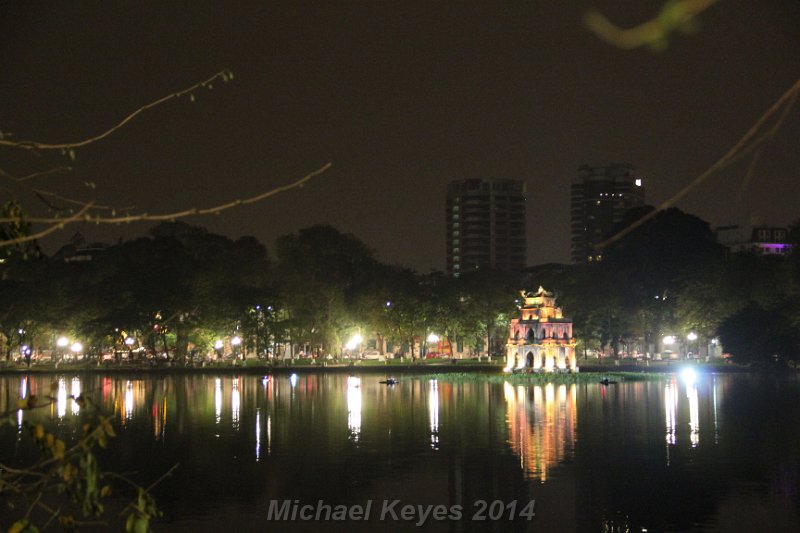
446, 179, 527, 276
570, 164, 645, 263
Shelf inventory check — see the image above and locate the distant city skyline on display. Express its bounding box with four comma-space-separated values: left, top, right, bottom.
2, 2, 798, 271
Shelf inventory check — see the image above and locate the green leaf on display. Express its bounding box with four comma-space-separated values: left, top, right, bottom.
134, 517, 149, 533
125, 513, 136, 532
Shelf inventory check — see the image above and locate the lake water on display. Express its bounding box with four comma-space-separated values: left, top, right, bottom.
1, 371, 798, 532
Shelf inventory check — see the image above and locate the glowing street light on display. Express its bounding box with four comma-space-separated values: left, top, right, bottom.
345, 333, 363, 351
70, 342, 82, 354
125, 337, 135, 346
663, 335, 676, 346
231, 335, 242, 360
427, 333, 440, 343
214, 340, 224, 350
686, 331, 699, 360
57, 337, 69, 348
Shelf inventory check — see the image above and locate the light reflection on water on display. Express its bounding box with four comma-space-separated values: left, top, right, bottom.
428, 379, 439, 449
504, 382, 576, 482
1, 372, 798, 532
347, 375, 362, 442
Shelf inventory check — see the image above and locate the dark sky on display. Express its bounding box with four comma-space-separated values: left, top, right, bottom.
2, 1, 798, 271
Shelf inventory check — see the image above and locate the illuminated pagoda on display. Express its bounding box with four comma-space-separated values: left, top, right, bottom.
505, 287, 578, 373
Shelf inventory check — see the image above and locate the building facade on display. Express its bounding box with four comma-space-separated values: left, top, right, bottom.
570, 163, 645, 263
716, 223, 792, 256
505, 287, 578, 373
446, 179, 526, 276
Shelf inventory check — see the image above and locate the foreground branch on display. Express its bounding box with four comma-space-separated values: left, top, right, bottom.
583, 0, 719, 50
0, 70, 233, 152
0, 163, 332, 247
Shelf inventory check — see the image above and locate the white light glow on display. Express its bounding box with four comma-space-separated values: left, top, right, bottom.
57, 337, 69, 348
231, 336, 242, 346
345, 333, 363, 351
214, 340, 223, 350
124, 381, 133, 421
231, 379, 240, 430
665, 383, 677, 446
687, 332, 698, 341
427, 333, 440, 343
429, 380, 439, 448
663, 336, 676, 346
347, 376, 362, 441
57, 378, 67, 418
215, 378, 222, 424
70, 342, 82, 353
681, 367, 697, 387
71, 378, 81, 415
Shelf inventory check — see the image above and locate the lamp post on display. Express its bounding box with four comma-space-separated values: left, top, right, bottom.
345, 333, 363, 360
663, 335, 676, 361
687, 332, 698, 361
56, 336, 69, 363
214, 339, 223, 360
426, 333, 440, 359
231, 336, 242, 361
70, 342, 82, 361
125, 336, 135, 361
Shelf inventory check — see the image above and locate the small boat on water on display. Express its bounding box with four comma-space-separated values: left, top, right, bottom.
380, 378, 399, 385
599, 377, 618, 385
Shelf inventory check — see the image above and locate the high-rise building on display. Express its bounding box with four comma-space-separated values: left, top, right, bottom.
446, 179, 527, 276
570, 164, 645, 263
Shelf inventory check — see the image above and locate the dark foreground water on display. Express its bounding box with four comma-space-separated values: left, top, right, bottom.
2, 371, 799, 532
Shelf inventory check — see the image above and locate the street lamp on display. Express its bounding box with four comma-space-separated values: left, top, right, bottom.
426, 333, 440, 359
345, 333, 362, 350
663, 335, 675, 361
125, 336, 135, 361
687, 332, 698, 360
56, 336, 69, 363
231, 336, 242, 360
70, 342, 82, 361
214, 339, 223, 360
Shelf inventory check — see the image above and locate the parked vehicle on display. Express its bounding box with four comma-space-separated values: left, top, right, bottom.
362, 350, 383, 360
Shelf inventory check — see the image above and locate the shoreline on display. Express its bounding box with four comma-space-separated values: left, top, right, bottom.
0, 361, 765, 376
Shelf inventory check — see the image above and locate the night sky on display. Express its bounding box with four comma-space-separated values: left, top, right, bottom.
2, 1, 798, 271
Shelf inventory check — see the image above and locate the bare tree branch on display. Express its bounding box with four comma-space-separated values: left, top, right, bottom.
0, 163, 332, 246
31, 189, 134, 212
1, 202, 94, 247
0, 70, 233, 151
0, 166, 73, 182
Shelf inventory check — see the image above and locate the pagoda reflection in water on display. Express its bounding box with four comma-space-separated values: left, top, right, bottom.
504, 381, 577, 481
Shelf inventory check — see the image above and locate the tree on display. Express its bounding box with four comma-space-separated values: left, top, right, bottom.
718, 303, 799, 367
275, 225, 380, 356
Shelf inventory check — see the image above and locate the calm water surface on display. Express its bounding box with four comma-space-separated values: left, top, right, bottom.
1, 372, 799, 532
